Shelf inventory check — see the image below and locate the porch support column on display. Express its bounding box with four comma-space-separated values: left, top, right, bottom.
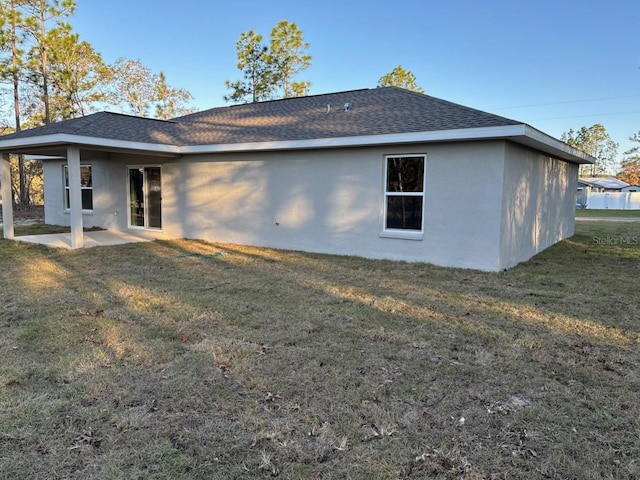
1, 153, 14, 240
67, 146, 84, 248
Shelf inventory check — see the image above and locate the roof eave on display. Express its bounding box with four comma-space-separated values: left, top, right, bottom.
0, 133, 181, 157
517, 125, 595, 164
0, 125, 594, 165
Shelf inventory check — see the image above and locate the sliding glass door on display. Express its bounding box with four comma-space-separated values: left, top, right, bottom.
129, 167, 162, 230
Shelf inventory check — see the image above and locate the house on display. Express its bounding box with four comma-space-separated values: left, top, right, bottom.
0, 87, 593, 271
576, 177, 629, 207
576, 177, 640, 209
578, 177, 630, 192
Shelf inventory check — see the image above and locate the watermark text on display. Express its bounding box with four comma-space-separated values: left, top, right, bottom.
593, 236, 639, 245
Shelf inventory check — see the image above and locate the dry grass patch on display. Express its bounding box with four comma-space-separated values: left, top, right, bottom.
1, 222, 639, 479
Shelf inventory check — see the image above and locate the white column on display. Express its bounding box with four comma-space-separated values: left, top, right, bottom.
1, 153, 14, 240
67, 146, 84, 248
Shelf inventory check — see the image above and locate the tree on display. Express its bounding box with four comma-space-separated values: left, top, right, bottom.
21, 0, 76, 124
225, 21, 312, 103
0, 0, 28, 204
47, 25, 110, 119
378, 65, 424, 93
616, 131, 640, 184
154, 71, 194, 119
109, 58, 157, 116
224, 30, 274, 103
268, 20, 311, 98
0, 0, 25, 131
108, 58, 194, 118
9, 152, 42, 205
561, 124, 619, 176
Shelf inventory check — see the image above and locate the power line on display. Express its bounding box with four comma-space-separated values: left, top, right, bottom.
494, 94, 640, 110
529, 110, 640, 121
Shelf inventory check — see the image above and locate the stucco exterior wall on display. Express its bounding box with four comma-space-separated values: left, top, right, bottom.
157, 142, 505, 270
499, 142, 578, 270
42, 141, 538, 271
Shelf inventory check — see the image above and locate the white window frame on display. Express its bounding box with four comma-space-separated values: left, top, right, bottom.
380, 154, 426, 240
63, 164, 93, 212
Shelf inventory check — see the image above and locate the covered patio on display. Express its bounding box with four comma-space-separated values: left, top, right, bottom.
1, 146, 169, 249
1, 115, 178, 248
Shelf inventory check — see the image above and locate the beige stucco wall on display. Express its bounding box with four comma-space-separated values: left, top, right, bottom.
156, 142, 506, 270
499, 142, 578, 270
42, 140, 577, 271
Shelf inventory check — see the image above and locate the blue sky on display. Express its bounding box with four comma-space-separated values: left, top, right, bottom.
70, 0, 640, 166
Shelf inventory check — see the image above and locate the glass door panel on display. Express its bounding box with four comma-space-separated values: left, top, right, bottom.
129, 167, 162, 229
129, 168, 145, 227
147, 167, 162, 229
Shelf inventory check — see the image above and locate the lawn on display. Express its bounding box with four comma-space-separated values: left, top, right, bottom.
1, 221, 639, 479
575, 208, 640, 218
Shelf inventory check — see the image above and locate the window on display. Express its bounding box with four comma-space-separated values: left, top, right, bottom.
64, 165, 93, 211
383, 154, 425, 234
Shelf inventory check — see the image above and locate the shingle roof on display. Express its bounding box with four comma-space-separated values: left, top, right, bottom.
1, 87, 523, 147
172, 87, 522, 145
2, 112, 180, 144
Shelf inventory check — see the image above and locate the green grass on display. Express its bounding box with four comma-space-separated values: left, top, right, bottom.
1, 222, 639, 479
576, 208, 640, 218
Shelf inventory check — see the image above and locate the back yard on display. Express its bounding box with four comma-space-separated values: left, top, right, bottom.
1, 220, 639, 479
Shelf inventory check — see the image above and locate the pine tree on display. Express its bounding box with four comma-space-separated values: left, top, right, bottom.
378, 65, 424, 93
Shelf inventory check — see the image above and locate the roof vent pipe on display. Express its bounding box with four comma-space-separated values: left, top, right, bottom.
344, 102, 351, 112
326, 104, 331, 114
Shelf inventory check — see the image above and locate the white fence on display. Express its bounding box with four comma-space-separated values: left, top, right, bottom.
584, 192, 640, 210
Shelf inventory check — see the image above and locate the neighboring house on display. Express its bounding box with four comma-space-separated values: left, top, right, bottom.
0, 87, 593, 271
577, 177, 640, 209
578, 177, 630, 193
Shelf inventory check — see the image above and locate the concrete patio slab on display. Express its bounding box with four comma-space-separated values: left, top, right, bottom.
13, 230, 162, 249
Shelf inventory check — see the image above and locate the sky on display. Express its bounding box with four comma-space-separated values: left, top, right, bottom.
69, 0, 640, 167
